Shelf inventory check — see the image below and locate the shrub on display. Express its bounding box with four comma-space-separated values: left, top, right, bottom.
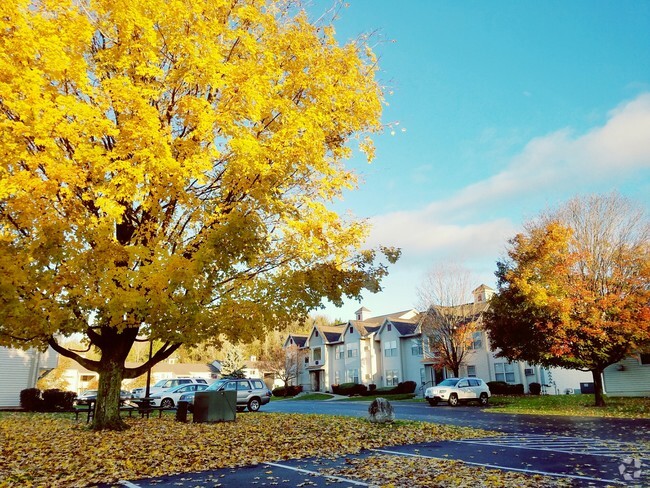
42, 389, 77, 411
397, 381, 417, 394
528, 382, 542, 395
20, 388, 43, 411
272, 385, 303, 397
487, 381, 525, 395
368, 384, 377, 392
332, 383, 367, 396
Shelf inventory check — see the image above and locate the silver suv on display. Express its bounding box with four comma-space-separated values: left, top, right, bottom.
131, 377, 208, 398
179, 378, 272, 412
424, 377, 491, 406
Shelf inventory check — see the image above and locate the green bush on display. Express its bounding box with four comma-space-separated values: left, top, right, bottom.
528, 382, 542, 395
42, 389, 77, 411
272, 385, 303, 397
20, 388, 43, 411
487, 381, 525, 395
331, 383, 367, 396
20, 388, 77, 411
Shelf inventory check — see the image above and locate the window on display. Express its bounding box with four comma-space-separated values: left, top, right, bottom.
304, 357, 308, 364
237, 381, 251, 390
252, 380, 264, 389
349, 326, 354, 334
315, 331, 319, 337
457, 380, 469, 388
411, 339, 423, 356
313, 347, 322, 362
385, 370, 399, 386
467, 365, 476, 377
225, 381, 237, 391
334, 371, 341, 384
346, 343, 358, 358
468, 379, 481, 387
384, 340, 397, 357
346, 369, 359, 383
495, 363, 515, 383
469, 331, 482, 350
420, 368, 426, 385
335, 345, 344, 359
387, 324, 392, 332
640, 354, 650, 365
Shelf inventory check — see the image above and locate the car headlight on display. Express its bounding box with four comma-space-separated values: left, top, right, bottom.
437, 389, 446, 394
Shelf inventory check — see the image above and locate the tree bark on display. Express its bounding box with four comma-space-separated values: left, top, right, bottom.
93, 355, 128, 430
591, 368, 606, 407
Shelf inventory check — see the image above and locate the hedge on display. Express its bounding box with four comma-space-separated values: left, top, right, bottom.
20, 388, 77, 411
528, 382, 542, 395
271, 385, 303, 397
487, 381, 525, 395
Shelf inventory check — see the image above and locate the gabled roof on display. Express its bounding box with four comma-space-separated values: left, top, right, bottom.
391, 320, 419, 336
376, 315, 422, 338
309, 324, 345, 344
472, 284, 495, 294
283, 334, 308, 348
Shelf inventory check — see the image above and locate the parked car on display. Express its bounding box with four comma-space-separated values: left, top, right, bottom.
75, 389, 132, 403
149, 383, 209, 408
131, 377, 208, 398
424, 377, 491, 406
179, 378, 272, 412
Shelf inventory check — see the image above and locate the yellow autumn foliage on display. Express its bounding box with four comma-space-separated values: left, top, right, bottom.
0, 0, 398, 428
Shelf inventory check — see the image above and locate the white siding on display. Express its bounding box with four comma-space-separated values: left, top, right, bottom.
603, 357, 650, 397
0, 347, 39, 407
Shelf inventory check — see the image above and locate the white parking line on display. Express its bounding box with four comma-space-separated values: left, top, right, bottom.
455, 435, 650, 460
118, 481, 141, 488
264, 461, 371, 486
369, 448, 626, 485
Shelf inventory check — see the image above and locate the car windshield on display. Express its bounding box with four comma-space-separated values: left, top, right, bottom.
206, 379, 227, 391
438, 379, 460, 387
152, 380, 169, 388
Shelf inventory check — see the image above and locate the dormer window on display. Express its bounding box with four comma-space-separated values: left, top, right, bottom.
387, 324, 392, 332
349, 326, 353, 334
315, 331, 319, 337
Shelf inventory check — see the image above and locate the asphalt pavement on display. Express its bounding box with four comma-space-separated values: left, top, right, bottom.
100, 399, 650, 487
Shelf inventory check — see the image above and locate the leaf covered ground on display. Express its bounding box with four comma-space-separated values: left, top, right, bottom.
0, 412, 565, 487
321, 454, 572, 488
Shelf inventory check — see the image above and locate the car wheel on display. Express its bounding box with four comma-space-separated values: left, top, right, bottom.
448, 394, 459, 407
427, 399, 439, 406
247, 398, 261, 412
161, 398, 174, 408
479, 393, 489, 406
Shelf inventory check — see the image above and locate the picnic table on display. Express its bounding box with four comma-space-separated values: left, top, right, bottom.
74, 397, 174, 422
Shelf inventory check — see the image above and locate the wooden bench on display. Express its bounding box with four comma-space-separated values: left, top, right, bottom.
73, 404, 176, 422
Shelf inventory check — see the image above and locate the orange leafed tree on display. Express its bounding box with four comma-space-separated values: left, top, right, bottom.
0, 0, 399, 429
485, 194, 650, 406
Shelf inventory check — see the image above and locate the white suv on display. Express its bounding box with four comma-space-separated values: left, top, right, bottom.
425, 377, 491, 407
131, 378, 208, 398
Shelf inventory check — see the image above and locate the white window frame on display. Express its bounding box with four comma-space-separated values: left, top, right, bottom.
346, 343, 358, 358
312, 347, 322, 362
467, 365, 476, 377
335, 345, 344, 360
384, 340, 397, 357
385, 370, 399, 386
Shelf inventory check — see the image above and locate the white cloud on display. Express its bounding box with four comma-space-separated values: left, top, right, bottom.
366, 93, 650, 265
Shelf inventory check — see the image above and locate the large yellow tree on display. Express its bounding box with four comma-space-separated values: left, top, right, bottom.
0, 0, 398, 429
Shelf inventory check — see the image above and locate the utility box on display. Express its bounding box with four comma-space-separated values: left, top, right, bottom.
579, 382, 595, 394
193, 390, 236, 423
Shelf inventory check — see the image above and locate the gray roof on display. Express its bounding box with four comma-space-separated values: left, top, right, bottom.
391, 320, 419, 336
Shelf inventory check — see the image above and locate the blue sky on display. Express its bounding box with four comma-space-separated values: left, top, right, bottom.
311, 1, 650, 322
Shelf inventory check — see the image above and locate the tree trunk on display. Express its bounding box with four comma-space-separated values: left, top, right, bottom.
93, 357, 128, 431
591, 368, 606, 407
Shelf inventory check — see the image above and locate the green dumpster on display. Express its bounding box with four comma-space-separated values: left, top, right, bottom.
193, 390, 236, 423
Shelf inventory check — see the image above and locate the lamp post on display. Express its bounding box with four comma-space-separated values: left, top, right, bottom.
144, 339, 153, 398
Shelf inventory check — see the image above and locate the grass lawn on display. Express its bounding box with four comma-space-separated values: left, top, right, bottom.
1, 412, 570, 487
489, 394, 650, 418
339, 393, 417, 401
